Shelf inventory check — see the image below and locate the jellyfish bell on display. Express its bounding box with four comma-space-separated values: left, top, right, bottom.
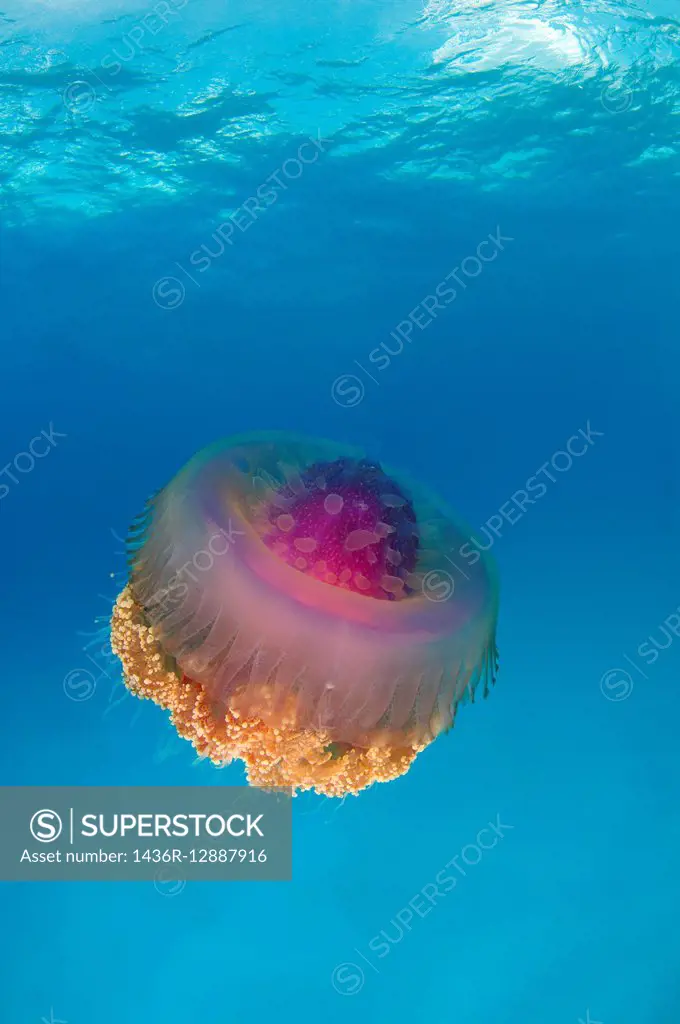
110, 431, 499, 797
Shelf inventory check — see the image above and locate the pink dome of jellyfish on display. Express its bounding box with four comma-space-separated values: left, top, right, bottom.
110, 431, 499, 797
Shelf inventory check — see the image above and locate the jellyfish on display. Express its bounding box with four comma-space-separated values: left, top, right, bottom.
110, 431, 499, 797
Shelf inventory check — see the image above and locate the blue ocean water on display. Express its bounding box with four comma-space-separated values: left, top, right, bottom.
2, 1, 680, 1021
